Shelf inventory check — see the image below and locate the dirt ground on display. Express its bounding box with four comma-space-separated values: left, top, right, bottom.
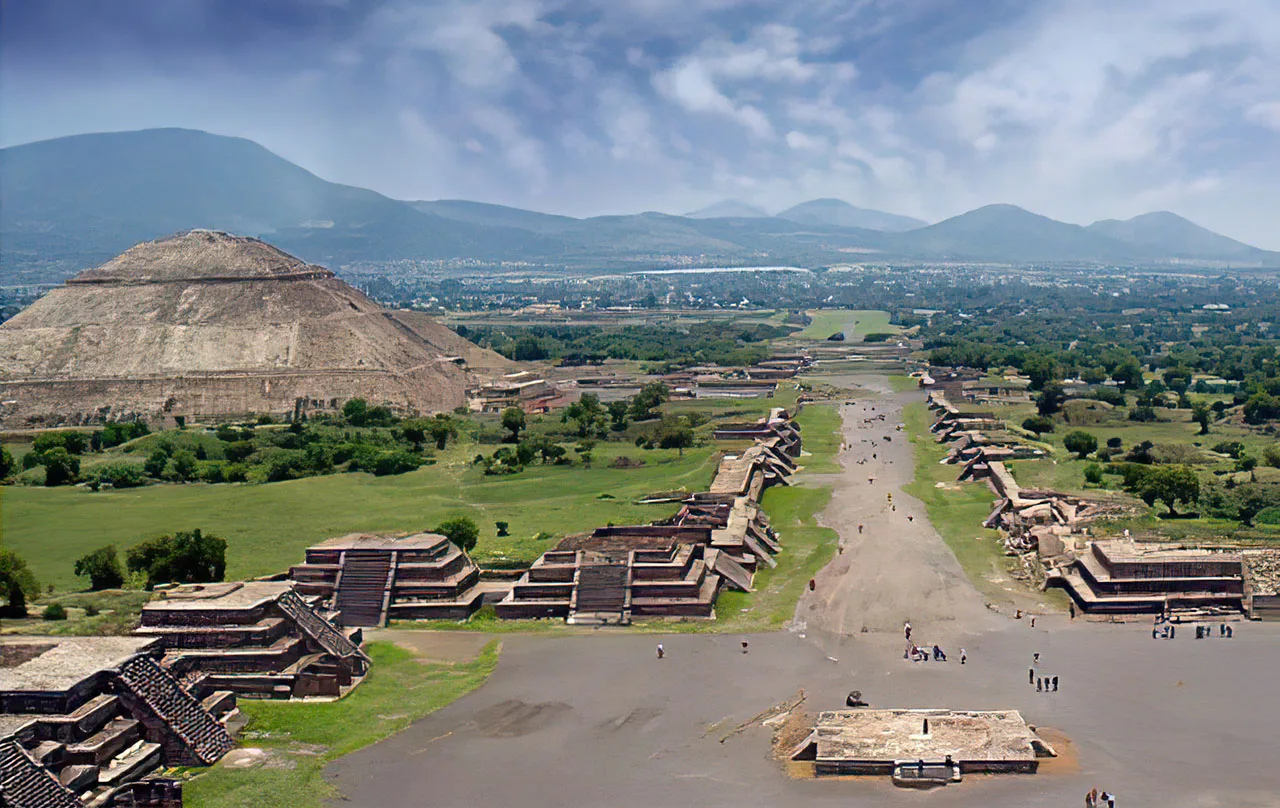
323, 372, 1280, 808
369, 629, 493, 664
795, 381, 996, 643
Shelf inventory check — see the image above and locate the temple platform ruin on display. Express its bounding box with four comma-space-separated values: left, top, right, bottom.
1, 636, 234, 807
134, 581, 369, 699
289, 531, 485, 627
791, 708, 1056, 784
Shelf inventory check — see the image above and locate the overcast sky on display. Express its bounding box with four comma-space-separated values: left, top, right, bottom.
3, 0, 1279, 247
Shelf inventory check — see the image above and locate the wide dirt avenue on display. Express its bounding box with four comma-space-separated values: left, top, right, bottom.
325, 375, 1280, 807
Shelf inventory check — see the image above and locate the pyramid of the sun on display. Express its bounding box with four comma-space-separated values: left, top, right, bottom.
0, 230, 506, 426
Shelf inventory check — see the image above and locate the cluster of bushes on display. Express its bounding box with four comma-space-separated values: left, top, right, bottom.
475, 436, 581, 475
458, 322, 788, 368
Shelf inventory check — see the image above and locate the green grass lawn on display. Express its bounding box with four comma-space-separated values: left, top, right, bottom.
794, 404, 841, 474
184, 641, 499, 808
1, 440, 720, 592
797, 309, 898, 342
888, 373, 918, 393
901, 402, 1026, 605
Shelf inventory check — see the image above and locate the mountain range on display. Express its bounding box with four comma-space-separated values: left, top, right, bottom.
2, 128, 1276, 282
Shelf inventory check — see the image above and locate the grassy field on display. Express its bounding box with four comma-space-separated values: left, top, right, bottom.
793, 403, 841, 474
1, 440, 721, 592
185, 641, 499, 808
797, 309, 898, 342
900, 402, 1028, 605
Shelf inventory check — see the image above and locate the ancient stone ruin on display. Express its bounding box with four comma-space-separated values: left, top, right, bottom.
0, 637, 234, 807
134, 581, 369, 698
0, 230, 505, 427
790, 708, 1055, 786
290, 532, 485, 627
495, 411, 799, 623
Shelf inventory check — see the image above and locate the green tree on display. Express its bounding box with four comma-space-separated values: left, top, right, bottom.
563, 393, 607, 438
1243, 392, 1280, 425
1023, 355, 1059, 390
41, 447, 80, 486
171, 450, 198, 481
575, 439, 597, 468
501, 407, 526, 442
126, 529, 227, 588
1063, 430, 1098, 460
0, 446, 13, 479
629, 382, 669, 420
1140, 465, 1201, 517
1036, 382, 1067, 416
144, 447, 171, 477
343, 397, 370, 426
435, 516, 480, 553
1021, 415, 1054, 434
1, 548, 40, 617
1112, 358, 1145, 389
607, 400, 631, 432
495, 521, 510, 537
1264, 444, 1280, 468
33, 431, 90, 455
399, 418, 430, 451
658, 421, 695, 455
427, 416, 459, 451
1162, 366, 1193, 394
74, 545, 125, 590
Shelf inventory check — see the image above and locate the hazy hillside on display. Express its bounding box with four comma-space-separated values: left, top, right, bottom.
776, 198, 927, 232
684, 200, 770, 219
0, 128, 551, 275
1086, 212, 1268, 261
3, 129, 1276, 280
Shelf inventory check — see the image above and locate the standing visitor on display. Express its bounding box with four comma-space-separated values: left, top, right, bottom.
904, 621, 912, 641
960, 648, 967, 665
656, 643, 665, 660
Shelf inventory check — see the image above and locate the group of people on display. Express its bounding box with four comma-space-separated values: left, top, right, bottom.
1030, 653, 1059, 692
902, 621, 966, 664
1086, 787, 1116, 806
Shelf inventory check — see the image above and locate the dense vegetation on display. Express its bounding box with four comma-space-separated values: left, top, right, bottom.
456, 321, 792, 367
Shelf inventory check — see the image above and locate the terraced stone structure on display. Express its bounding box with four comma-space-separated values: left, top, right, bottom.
1048, 540, 1280, 617
135, 581, 370, 699
791, 709, 1056, 784
0, 637, 233, 806
289, 532, 484, 627
0, 230, 507, 427
496, 421, 796, 623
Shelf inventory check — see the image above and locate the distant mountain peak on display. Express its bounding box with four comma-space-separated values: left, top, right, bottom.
775, 199, 927, 232
684, 200, 770, 219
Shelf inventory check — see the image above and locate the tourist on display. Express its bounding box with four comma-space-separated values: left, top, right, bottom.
907, 514, 914, 522
933, 645, 946, 662
808, 578, 815, 591
904, 621, 912, 640
1016, 609, 1023, 619
858, 523, 864, 534
1169, 625, 1176, 639
1037, 677, 1042, 692
960, 648, 967, 665
1033, 652, 1040, 664
741, 639, 749, 654
1030, 616, 1036, 628
1101, 790, 1114, 807
1220, 623, 1226, 637
1152, 626, 1159, 639
656, 643, 665, 660
1052, 675, 1059, 691
1227, 625, 1233, 638
1070, 602, 1076, 620
1029, 667, 1035, 685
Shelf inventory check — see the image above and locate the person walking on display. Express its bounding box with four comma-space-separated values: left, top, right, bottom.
960, 648, 967, 665
740, 639, 749, 654
1029, 667, 1035, 685
904, 621, 912, 641
1052, 675, 1059, 692
656, 643, 665, 660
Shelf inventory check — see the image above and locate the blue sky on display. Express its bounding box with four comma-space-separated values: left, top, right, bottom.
3, 0, 1279, 247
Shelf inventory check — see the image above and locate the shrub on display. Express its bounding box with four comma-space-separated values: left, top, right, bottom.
495, 521, 510, 537
42, 603, 68, 621
1107, 437, 1123, 449
83, 603, 100, 617
86, 461, 148, 490
40, 447, 81, 487
1022, 415, 1055, 435
74, 545, 125, 591
1213, 441, 1246, 459
1128, 405, 1160, 422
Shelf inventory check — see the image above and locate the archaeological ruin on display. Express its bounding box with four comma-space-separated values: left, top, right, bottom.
134, 581, 369, 699
0, 637, 234, 807
0, 230, 507, 427
495, 413, 798, 623
791, 708, 1056, 786
289, 532, 485, 627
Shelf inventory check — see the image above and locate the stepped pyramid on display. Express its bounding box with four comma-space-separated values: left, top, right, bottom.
0, 230, 510, 426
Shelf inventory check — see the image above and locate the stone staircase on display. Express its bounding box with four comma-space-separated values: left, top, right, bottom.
569, 563, 629, 624
117, 655, 234, 765
336, 551, 393, 627
0, 738, 81, 808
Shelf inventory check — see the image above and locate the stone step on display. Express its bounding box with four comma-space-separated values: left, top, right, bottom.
96, 741, 163, 788
65, 718, 140, 766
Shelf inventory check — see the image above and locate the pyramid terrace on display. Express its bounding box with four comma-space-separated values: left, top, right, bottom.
1, 636, 234, 807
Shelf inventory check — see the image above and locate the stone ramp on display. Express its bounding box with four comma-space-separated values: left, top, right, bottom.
277, 588, 367, 661
117, 655, 234, 765
0, 738, 81, 808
